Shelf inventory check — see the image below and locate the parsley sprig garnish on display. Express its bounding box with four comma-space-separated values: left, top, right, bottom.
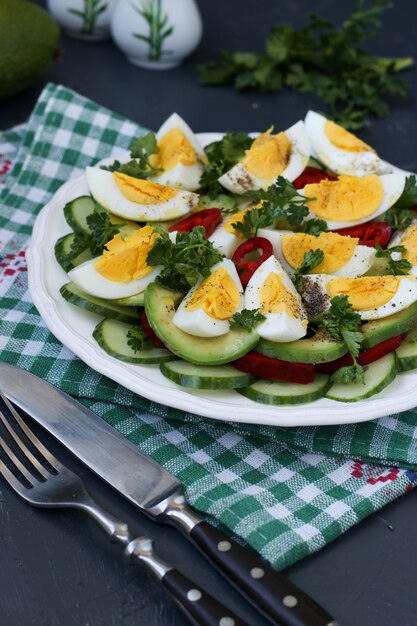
69, 207, 127, 258
146, 226, 224, 292
200, 132, 253, 197
230, 309, 266, 332
292, 249, 324, 289
300, 219, 328, 236
232, 177, 312, 238
314, 295, 365, 384
375, 243, 412, 275
127, 327, 147, 353
102, 132, 162, 180
384, 176, 417, 230
198, 0, 413, 130
395, 175, 417, 209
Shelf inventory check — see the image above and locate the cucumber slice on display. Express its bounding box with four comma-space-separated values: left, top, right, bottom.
93, 319, 174, 364
257, 333, 347, 364
199, 194, 238, 212
54, 233, 93, 272
160, 359, 257, 389
308, 156, 325, 170
238, 374, 330, 405
114, 292, 145, 307
145, 283, 259, 365
64, 196, 96, 234
396, 327, 417, 372
361, 300, 417, 349
60, 282, 140, 323
325, 353, 397, 402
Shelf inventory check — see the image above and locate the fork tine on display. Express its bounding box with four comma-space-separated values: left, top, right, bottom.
0, 435, 40, 486
0, 455, 30, 494
0, 392, 61, 473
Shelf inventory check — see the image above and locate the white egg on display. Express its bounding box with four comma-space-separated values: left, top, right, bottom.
172, 259, 244, 337
245, 255, 308, 342
218, 120, 310, 195
298, 274, 417, 321
389, 219, 417, 276
68, 259, 162, 299
150, 113, 206, 191
300, 172, 406, 230
208, 218, 243, 258
257, 228, 376, 278
304, 110, 390, 176
86, 167, 199, 222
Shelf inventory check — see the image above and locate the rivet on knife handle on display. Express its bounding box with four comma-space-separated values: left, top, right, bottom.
152, 492, 338, 626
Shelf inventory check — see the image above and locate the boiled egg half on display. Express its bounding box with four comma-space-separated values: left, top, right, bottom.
305, 110, 390, 176
68, 225, 161, 299
218, 121, 310, 194
257, 230, 376, 278
208, 205, 252, 257
149, 113, 206, 191
245, 255, 308, 342
172, 259, 244, 337
86, 167, 199, 222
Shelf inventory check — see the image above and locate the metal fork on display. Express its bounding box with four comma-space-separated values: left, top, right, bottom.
0, 392, 249, 626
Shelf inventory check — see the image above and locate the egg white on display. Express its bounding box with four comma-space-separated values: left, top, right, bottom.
150, 113, 206, 191
304, 110, 390, 177
245, 255, 307, 342
257, 228, 376, 278
218, 120, 311, 195
298, 274, 417, 320
86, 167, 199, 222
208, 217, 244, 258
172, 259, 244, 337
68, 259, 162, 300
301, 172, 406, 230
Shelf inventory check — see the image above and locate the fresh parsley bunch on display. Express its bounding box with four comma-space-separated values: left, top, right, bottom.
102, 132, 162, 180
69, 206, 127, 258
146, 226, 224, 292
200, 132, 253, 197
198, 0, 413, 130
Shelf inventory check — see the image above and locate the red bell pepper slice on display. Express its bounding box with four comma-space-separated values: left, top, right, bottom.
232, 237, 273, 287
332, 221, 392, 248
168, 208, 222, 239
316, 335, 403, 375
293, 166, 337, 189
233, 351, 315, 384
140, 309, 166, 349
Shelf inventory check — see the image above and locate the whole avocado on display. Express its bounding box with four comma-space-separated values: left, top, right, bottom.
0, 0, 60, 101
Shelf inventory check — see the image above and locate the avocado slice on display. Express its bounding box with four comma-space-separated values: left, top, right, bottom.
144, 283, 259, 365
257, 332, 347, 364
361, 300, 417, 349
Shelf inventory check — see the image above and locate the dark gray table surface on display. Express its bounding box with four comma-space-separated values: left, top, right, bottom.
2, 1, 417, 625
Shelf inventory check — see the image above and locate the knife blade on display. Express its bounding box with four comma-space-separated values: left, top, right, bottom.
1, 362, 339, 626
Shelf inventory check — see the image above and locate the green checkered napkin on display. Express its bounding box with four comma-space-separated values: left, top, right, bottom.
1, 83, 417, 571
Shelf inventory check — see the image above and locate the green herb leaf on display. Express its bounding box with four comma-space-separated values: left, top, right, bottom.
293, 249, 324, 289
384, 207, 415, 231
102, 132, 162, 180
395, 175, 417, 209
86, 209, 127, 256
331, 362, 365, 384
147, 226, 224, 292
127, 326, 147, 353
201, 132, 253, 197
375, 242, 412, 275
229, 309, 266, 332
300, 219, 328, 236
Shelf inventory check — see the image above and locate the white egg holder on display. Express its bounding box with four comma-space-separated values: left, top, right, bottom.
26, 133, 417, 427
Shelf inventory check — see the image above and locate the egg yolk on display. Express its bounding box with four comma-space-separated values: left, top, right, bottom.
325, 121, 375, 154
150, 127, 197, 172
260, 272, 301, 318
400, 223, 417, 265
242, 128, 291, 180
223, 207, 251, 238
304, 175, 384, 222
186, 268, 240, 320
327, 276, 400, 311
113, 172, 179, 205
282, 232, 358, 274
94, 225, 158, 282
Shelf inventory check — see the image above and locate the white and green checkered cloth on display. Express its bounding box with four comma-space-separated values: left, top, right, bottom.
1, 83, 417, 570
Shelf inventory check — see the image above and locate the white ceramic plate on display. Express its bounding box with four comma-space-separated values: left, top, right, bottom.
26, 133, 417, 427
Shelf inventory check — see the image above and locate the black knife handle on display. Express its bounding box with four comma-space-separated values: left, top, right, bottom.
190, 521, 336, 626
162, 568, 250, 626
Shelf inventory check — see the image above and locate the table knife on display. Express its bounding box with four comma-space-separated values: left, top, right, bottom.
0, 362, 339, 626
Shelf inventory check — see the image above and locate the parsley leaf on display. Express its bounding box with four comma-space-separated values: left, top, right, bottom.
292, 249, 324, 288
127, 326, 147, 353
395, 175, 417, 209
331, 363, 365, 385
198, 0, 413, 130
233, 177, 311, 238
102, 132, 162, 180
200, 132, 253, 197
300, 219, 328, 236
147, 226, 224, 292
375, 243, 412, 275
229, 309, 266, 332
384, 207, 415, 231
86, 210, 127, 256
